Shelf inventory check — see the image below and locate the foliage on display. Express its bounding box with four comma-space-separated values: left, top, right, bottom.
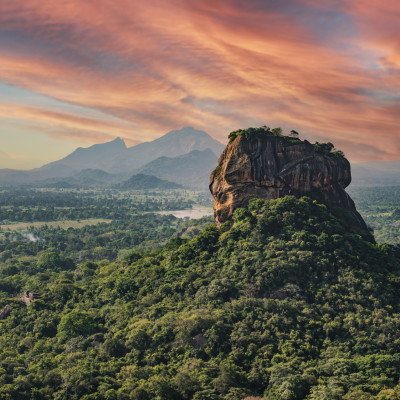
331, 150, 345, 158
0, 213, 213, 268
313, 141, 334, 154
1, 196, 400, 399
0, 188, 199, 223
37, 252, 63, 271
227, 126, 300, 147
314, 142, 345, 158
271, 127, 282, 135
228, 126, 275, 143
348, 185, 400, 245
57, 311, 99, 341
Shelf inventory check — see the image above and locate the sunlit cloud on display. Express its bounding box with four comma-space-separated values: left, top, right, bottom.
0, 103, 138, 144
0, 0, 399, 164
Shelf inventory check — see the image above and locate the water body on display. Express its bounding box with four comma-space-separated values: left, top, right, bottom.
158, 207, 213, 219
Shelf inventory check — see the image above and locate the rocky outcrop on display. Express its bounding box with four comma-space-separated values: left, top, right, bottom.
209, 132, 366, 229
21, 290, 40, 306
0, 305, 12, 320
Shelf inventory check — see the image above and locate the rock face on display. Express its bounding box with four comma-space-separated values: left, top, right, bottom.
0, 305, 12, 320
209, 133, 366, 229
21, 290, 39, 306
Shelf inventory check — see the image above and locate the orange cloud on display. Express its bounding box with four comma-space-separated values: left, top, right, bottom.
0, 0, 400, 161
0, 103, 137, 144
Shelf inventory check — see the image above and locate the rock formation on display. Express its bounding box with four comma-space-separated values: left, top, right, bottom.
209, 129, 366, 229
0, 304, 12, 320
21, 290, 39, 306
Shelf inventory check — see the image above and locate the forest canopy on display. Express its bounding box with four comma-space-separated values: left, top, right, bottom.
1, 196, 400, 399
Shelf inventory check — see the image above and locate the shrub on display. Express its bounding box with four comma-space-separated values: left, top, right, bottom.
57, 311, 98, 341
37, 252, 63, 271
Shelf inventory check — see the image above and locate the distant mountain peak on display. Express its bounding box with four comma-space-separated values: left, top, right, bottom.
38, 136, 128, 173
108, 127, 225, 173
172, 126, 199, 133
112, 137, 125, 144
163, 126, 216, 139
0, 128, 223, 186
97, 137, 127, 149
68, 137, 127, 155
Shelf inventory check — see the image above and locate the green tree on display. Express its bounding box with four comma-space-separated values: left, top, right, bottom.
57, 311, 98, 341
36, 252, 63, 271
271, 127, 283, 135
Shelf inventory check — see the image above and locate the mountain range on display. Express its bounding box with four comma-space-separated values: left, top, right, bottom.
0, 127, 398, 189
0, 127, 225, 189
136, 148, 218, 188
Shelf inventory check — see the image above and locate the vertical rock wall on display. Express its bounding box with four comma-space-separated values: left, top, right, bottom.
209, 133, 366, 229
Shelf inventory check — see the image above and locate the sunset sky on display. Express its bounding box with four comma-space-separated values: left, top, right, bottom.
1, 0, 400, 168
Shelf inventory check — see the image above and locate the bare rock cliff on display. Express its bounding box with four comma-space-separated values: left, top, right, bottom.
209, 133, 366, 229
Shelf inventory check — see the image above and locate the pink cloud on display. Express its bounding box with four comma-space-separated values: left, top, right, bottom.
0, 0, 399, 161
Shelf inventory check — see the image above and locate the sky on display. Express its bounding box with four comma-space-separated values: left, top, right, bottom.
0, 0, 400, 168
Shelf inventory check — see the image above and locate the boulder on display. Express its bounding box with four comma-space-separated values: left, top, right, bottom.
0, 304, 12, 320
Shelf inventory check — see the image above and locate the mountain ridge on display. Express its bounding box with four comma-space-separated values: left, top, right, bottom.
40, 137, 127, 172
0, 127, 225, 186
137, 148, 218, 188
108, 127, 224, 173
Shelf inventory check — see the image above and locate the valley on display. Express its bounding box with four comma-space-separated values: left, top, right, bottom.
348, 185, 400, 245
0, 187, 213, 264
1, 190, 400, 399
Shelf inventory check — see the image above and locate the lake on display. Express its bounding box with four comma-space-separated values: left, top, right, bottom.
158, 207, 213, 219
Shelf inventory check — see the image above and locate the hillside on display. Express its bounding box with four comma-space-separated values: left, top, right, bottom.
1, 196, 400, 399
0, 164, 77, 186
40, 137, 127, 172
115, 173, 182, 190
41, 169, 123, 188
138, 148, 218, 188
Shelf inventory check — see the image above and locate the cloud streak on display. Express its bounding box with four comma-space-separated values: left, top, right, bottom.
0, 103, 137, 143
0, 0, 400, 162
